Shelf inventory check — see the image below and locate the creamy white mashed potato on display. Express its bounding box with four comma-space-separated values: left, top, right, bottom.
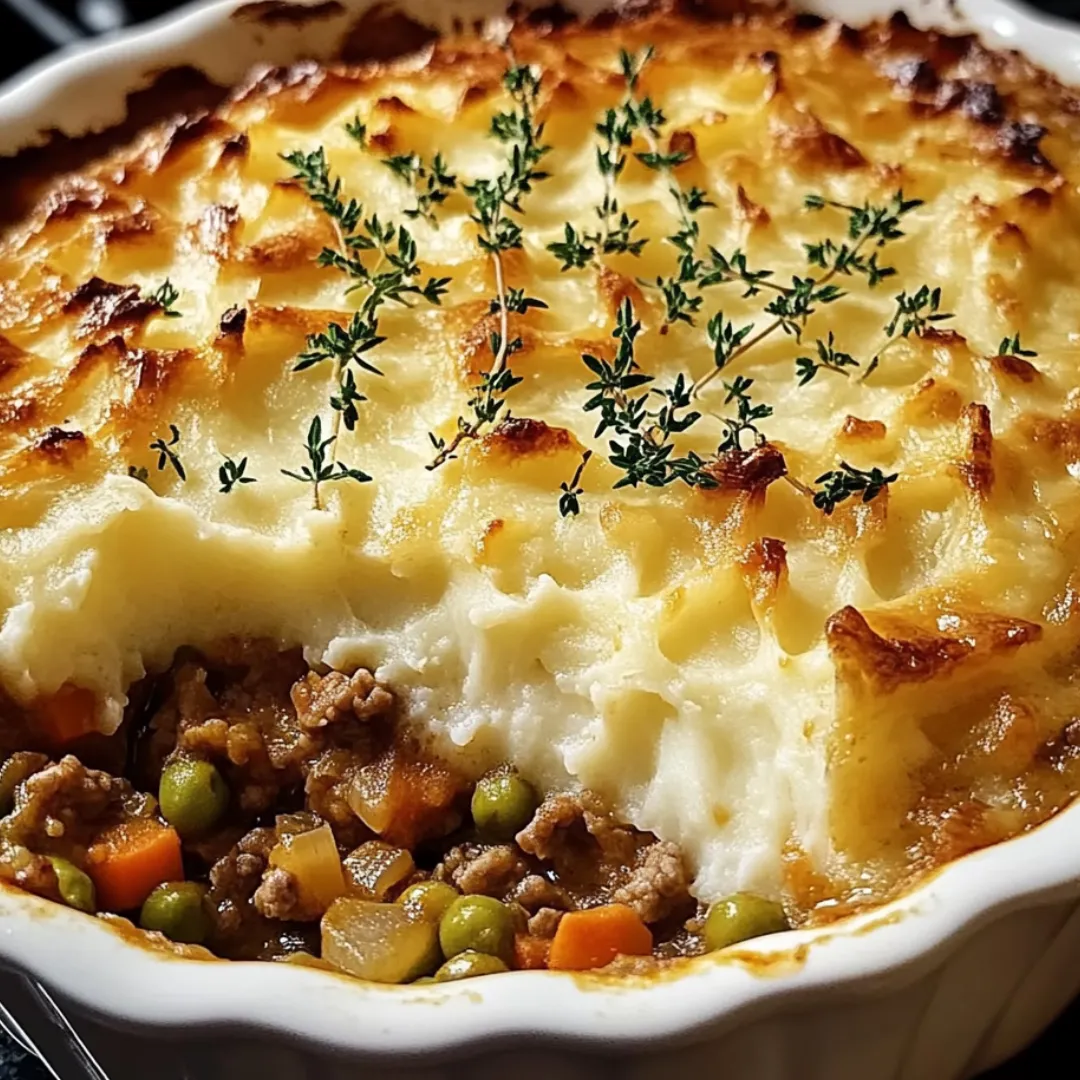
4, 7, 1080, 907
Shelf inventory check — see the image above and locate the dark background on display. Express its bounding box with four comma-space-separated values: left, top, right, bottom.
0, 0, 1077, 1076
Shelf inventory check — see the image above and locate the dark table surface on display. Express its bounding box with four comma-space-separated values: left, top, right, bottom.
0, 0, 1077, 1076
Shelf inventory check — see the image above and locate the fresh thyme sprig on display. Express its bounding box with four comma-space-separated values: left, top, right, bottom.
804, 191, 922, 285
614, 47, 720, 327
219, 456, 256, 494
550, 46, 714, 507
997, 333, 1037, 358
150, 425, 186, 481
428, 60, 552, 469
282, 416, 371, 510
690, 191, 923, 398
548, 50, 651, 271
282, 138, 451, 305
583, 299, 694, 488
795, 331, 859, 385
812, 461, 898, 515
386, 152, 458, 227
558, 450, 592, 517
560, 298, 783, 511
283, 130, 452, 485
716, 375, 773, 453
348, 118, 459, 228
707, 311, 756, 371
294, 313, 385, 431
861, 284, 954, 381
147, 279, 182, 318
697, 248, 779, 295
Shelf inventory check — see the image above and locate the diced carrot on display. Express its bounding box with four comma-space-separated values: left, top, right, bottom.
548, 904, 653, 972
513, 934, 551, 971
86, 820, 184, 912
35, 686, 97, 747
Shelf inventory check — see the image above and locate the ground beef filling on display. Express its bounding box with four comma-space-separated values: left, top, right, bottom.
0, 642, 701, 979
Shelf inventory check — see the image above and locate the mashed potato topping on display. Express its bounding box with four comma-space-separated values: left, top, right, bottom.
3, 5, 1080, 911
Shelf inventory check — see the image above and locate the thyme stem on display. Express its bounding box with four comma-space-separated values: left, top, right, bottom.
429, 248, 512, 469
428, 57, 552, 469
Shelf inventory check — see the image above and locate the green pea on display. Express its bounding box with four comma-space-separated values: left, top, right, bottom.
434, 950, 509, 982
159, 759, 229, 838
139, 882, 211, 945
46, 857, 95, 914
703, 893, 789, 953
400, 880, 459, 924
439, 895, 514, 962
471, 769, 537, 841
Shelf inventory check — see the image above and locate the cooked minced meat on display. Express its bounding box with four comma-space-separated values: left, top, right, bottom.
434, 843, 528, 897
291, 670, 394, 730
612, 841, 693, 925
0, 839, 57, 900
516, 790, 638, 868
253, 867, 324, 922
208, 826, 277, 938
512, 873, 570, 913
527, 907, 565, 939
0, 755, 131, 851
304, 748, 373, 849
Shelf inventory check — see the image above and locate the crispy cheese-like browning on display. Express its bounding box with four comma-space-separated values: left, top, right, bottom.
4, 4, 1080, 917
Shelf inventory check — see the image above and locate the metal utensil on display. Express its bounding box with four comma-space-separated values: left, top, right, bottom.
0, 971, 112, 1080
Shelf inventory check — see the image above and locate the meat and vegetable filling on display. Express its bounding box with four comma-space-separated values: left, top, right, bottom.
0, 643, 787, 982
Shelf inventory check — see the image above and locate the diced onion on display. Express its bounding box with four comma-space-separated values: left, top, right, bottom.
322, 899, 440, 984
347, 757, 394, 834
269, 823, 345, 915
343, 842, 415, 901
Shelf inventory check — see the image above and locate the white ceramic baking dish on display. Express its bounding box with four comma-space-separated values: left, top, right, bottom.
1, 2, 1080, 1077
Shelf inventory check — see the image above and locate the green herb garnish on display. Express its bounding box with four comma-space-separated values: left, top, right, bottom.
429, 60, 552, 468
795, 331, 859, 385
281, 416, 370, 509
997, 333, 1037, 358
282, 124, 453, 492
150, 425, 186, 481
812, 462, 898, 514
558, 450, 592, 518
862, 285, 954, 381
219, 456, 256, 494
148, 279, 183, 318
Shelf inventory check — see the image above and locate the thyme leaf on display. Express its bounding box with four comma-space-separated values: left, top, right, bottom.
148, 279, 183, 318
998, 332, 1037, 358
219, 456, 256, 494
149, 425, 186, 481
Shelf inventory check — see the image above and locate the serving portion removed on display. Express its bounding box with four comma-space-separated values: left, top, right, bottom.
2, 0, 1080, 984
